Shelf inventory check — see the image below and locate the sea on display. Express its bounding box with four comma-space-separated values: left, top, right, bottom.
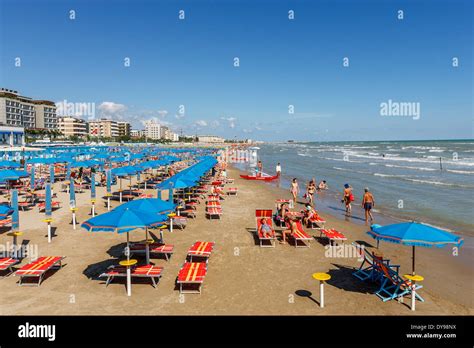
237, 140, 474, 238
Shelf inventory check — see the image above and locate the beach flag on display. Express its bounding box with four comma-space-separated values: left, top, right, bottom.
45, 183, 52, 217
49, 164, 55, 184
11, 189, 19, 231
30, 166, 35, 191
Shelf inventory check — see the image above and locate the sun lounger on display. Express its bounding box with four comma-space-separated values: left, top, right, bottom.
37, 201, 61, 212
180, 209, 196, 218
0, 217, 12, 227
307, 214, 326, 230
187, 241, 215, 262
286, 221, 312, 248
100, 264, 164, 288
170, 216, 187, 229
129, 242, 174, 261
206, 201, 221, 209
373, 259, 424, 303
255, 209, 276, 248
226, 187, 238, 195
176, 262, 208, 294
320, 228, 347, 245
0, 257, 20, 278
18, 202, 33, 211
206, 207, 222, 219
14, 256, 65, 286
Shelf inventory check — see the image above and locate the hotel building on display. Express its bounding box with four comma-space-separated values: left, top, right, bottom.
58, 116, 88, 138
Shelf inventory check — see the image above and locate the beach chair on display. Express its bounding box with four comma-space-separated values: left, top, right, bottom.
170, 216, 187, 229
14, 256, 65, 286
176, 262, 207, 294
100, 264, 164, 288
129, 242, 174, 261
255, 209, 276, 248
226, 187, 238, 196
307, 214, 326, 230
0, 257, 20, 278
206, 207, 222, 219
0, 217, 12, 227
286, 221, 312, 248
187, 241, 215, 263
320, 228, 347, 246
37, 201, 61, 212
206, 201, 221, 209
373, 259, 424, 303
180, 209, 196, 218
352, 243, 401, 283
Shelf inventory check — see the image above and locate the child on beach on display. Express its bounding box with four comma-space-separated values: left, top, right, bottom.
362, 187, 375, 223
318, 180, 328, 190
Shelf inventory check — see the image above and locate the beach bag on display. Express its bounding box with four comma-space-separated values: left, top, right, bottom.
349, 193, 355, 202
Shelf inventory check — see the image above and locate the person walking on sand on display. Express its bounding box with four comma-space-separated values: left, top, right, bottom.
257, 160, 263, 177
276, 162, 281, 177
290, 178, 299, 206
343, 183, 353, 215
362, 187, 375, 223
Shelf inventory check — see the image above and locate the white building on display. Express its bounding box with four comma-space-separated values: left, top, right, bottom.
198, 135, 225, 143
0, 88, 57, 129
88, 119, 119, 138
58, 116, 88, 138
145, 121, 161, 140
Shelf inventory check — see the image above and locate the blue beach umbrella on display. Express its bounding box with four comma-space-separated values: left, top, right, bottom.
0, 160, 21, 168
0, 169, 28, 182
114, 198, 176, 215
0, 205, 14, 218
368, 222, 464, 274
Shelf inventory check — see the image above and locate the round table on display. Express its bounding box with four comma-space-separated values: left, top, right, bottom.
312, 272, 331, 308
404, 274, 424, 311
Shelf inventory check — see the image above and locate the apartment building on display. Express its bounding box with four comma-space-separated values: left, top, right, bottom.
88, 119, 119, 138
58, 116, 88, 138
197, 135, 225, 143
145, 121, 161, 140
117, 121, 131, 137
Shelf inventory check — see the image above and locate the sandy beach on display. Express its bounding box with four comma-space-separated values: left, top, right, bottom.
0, 166, 471, 316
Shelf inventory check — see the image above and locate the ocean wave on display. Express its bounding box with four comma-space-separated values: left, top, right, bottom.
373, 173, 409, 178
403, 178, 474, 188
384, 164, 437, 171
446, 169, 474, 175
297, 153, 312, 157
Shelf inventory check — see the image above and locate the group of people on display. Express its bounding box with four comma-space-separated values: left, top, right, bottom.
342, 184, 375, 223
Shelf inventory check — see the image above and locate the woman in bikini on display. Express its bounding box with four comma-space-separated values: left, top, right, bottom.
281, 217, 297, 244
306, 179, 316, 206
290, 178, 299, 205
343, 183, 353, 215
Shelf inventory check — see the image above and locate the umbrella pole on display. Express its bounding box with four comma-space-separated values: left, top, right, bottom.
126, 232, 131, 297
145, 227, 150, 265
412, 246, 416, 275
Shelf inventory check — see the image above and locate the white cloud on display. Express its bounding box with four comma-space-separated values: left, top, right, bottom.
98, 102, 126, 115
220, 116, 237, 129
195, 120, 208, 127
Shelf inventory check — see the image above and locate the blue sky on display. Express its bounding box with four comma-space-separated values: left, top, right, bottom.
0, 0, 472, 141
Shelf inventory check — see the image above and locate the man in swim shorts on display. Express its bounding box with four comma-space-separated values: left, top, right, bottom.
362, 187, 375, 223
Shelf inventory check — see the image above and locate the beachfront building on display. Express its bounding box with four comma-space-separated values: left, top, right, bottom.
0, 125, 25, 147
34, 100, 57, 129
117, 121, 131, 137
58, 116, 88, 138
130, 129, 145, 139
88, 119, 119, 138
145, 121, 161, 140
172, 133, 179, 142
198, 135, 225, 143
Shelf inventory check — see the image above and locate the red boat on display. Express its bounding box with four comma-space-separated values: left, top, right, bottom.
240, 173, 279, 181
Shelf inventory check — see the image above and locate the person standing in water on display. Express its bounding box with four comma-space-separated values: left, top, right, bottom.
343, 184, 353, 215
362, 187, 375, 223
306, 179, 316, 206
257, 160, 263, 176
276, 162, 281, 177
290, 178, 299, 206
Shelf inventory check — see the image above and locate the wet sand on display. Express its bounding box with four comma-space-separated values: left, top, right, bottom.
0, 166, 472, 315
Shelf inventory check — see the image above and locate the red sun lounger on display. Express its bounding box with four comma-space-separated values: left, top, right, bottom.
100, 264, 164, 288
14, 256, 65, 286
206, 208, 222, 219
286, 221, 312, 248
206, 201, 221, 209
226, 187, 238, 195
0, 217, 12, 227
308, 215, 326, 230
255, 209, 276, 248
177, 262, 208, 294
187, 241, 215, 262
37, 201, 61, 212
320, 229, 347, 246
0, 257, 20, 278
129, 243, 174, 261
